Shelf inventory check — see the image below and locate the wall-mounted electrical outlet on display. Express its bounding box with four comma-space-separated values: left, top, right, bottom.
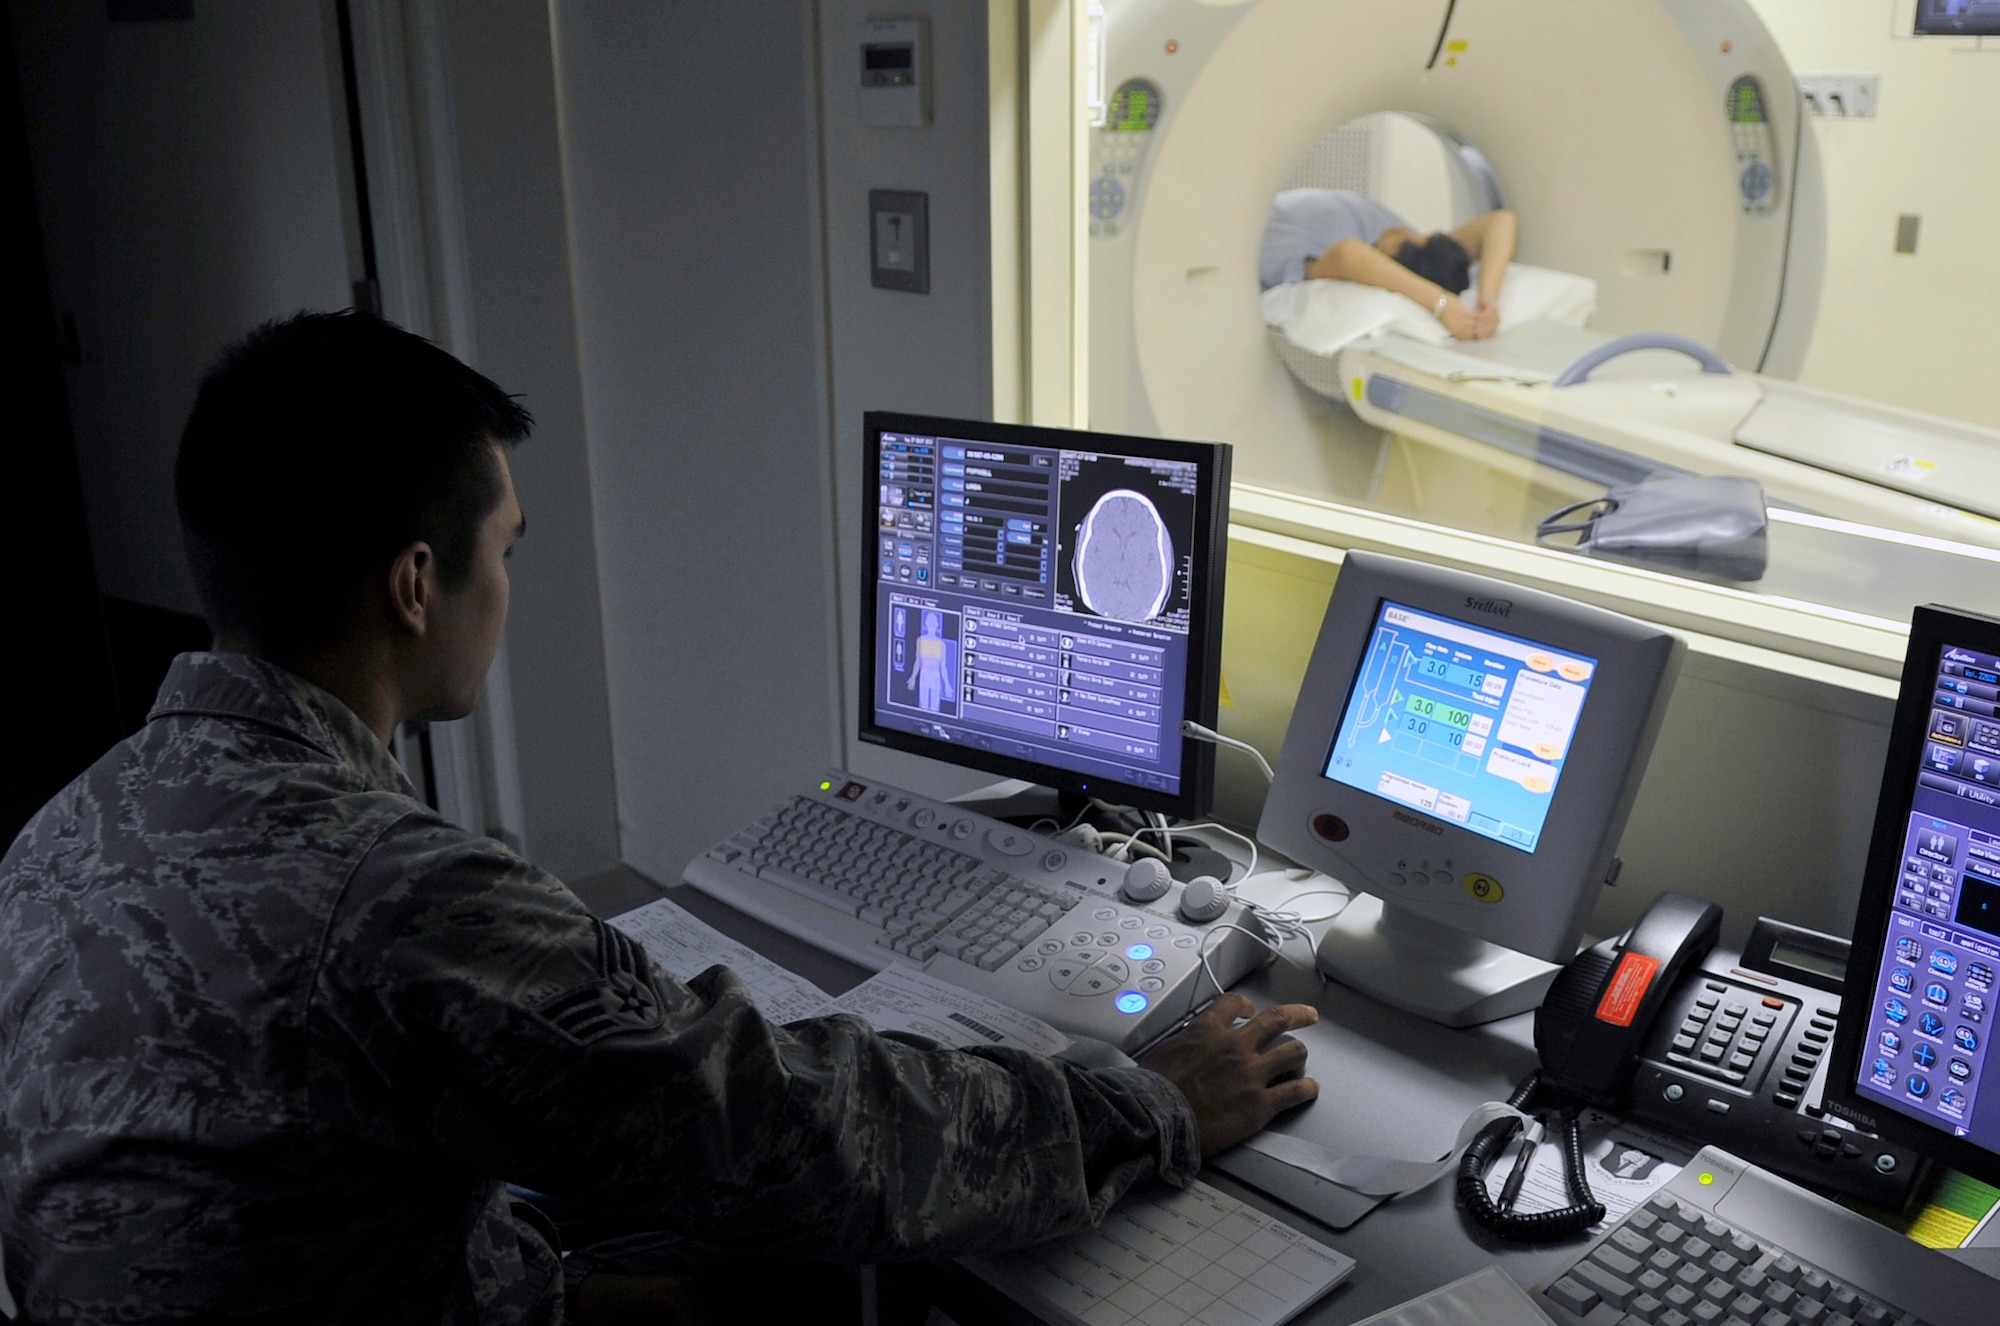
1797, 73, 1880, 117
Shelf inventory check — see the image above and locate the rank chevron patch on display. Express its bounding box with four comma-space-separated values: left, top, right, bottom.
534, 920, 663, 1044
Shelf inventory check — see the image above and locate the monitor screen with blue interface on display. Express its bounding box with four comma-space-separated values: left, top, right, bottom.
1850, 632, 2000, 1161
1322, 599, 1599, 854
860, 413, 1229, 818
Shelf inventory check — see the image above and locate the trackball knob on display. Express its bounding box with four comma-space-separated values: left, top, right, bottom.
1178, 875, 1228, 924
1121, 857, 1172, 903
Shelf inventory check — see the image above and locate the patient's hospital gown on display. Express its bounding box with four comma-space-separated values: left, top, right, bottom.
1259, 188, 1406, 290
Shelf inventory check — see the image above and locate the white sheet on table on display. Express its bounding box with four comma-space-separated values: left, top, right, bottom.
1262, 262, 1598, 357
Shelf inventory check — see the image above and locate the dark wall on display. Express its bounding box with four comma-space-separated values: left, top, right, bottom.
1, 8, 119, 846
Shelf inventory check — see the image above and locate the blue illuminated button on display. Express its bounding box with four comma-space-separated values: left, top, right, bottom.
1913, 1044, 1938, 1069
1872, 1058, 1896, 1086
1951, 1058, 1973, 1080
1117, 992, 1150, 1015
1942, 1086, 1966, 1111
1907, 1075, 1930, 1099
1884, 998, 1909, 1024
1126, 943, 1154, 961
1932, 951, 1960, 976
1879, 1030, 1902, 1053
1897, 938, 1925, 962
1890, 968, 1914, 993
1918, 1012, 1946, 1038
1956, 1025, 1980, 1052
1925, 983, 1950, 1006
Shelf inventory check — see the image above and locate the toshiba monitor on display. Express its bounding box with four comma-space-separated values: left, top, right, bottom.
859, 412, 1230, 820
1259, 552, 1684, 1025
1826, 605, 2000, 1188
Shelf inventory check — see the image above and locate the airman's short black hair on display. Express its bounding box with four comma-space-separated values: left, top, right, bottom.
176, 310, 532, 651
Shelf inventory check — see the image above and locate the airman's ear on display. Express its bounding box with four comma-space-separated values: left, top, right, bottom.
386, 541, 435, 637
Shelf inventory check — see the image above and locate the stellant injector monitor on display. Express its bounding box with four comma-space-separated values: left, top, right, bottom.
1260, 551, 1685, 1026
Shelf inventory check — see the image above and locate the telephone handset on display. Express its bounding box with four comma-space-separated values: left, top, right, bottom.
1455, 893, 1725, 1242
1530, 893, 1928, 1211
1536, 892, 1723, 1105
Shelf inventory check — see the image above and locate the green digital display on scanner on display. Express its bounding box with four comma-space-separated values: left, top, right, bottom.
1110, 86, 1157, 133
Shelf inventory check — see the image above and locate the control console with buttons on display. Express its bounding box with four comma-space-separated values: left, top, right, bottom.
1625, 918, 1929, 1211
681, 772, 1272, 1051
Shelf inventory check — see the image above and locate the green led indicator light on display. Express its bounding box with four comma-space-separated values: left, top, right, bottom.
820, 780, 833, 791
1698, 1171, 1715, 1186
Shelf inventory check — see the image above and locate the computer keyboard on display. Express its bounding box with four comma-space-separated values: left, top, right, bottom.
682, 771, 1271, 1050
1534, 1146, 1987, 1326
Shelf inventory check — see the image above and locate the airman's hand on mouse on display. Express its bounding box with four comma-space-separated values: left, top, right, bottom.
1136, 992, 1319, 1156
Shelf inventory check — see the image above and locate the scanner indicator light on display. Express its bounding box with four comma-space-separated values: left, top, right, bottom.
1117, 992, 1149, 1015
1127, 944, 1154, 961
1698, 1171, 1715, 1186
820, 780, 833, 791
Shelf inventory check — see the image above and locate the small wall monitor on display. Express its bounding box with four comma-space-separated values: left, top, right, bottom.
1826, 605, 2000, 1189
1259, 552, 1684, 1025
1915, 0, 2000, 36
859, 411, 1231, 820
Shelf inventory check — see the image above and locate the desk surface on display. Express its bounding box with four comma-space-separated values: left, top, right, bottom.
584, 861, 2000, 1321
578, 862, 1596, 1324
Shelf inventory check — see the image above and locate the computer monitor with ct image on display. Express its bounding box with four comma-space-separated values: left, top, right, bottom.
1258, 552, 1684, 1026
1826, 605, 2000, 1189
859, 412, 1230, 822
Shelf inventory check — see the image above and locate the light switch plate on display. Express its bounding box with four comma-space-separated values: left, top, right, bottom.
1797, 73, 1880, 116
869, 189, 929, 294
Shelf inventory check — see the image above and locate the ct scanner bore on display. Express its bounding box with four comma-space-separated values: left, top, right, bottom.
1087, 0, 1821, 500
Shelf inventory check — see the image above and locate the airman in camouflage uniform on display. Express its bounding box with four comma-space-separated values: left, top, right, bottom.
0, 651, 1204, 1320
0, 311, 1317, 1322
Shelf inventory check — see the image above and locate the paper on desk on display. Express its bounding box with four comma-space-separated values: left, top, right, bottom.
832, 964, 1071, 1056
609, 898, 1068, 1054
1507, 1109, 1693, 1233
610, 896, 838, 1025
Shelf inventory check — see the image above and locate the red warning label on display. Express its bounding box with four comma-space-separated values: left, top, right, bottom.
1594, 952, 1662, 1027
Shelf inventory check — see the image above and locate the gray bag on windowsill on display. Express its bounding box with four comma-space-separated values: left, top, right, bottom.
1537, 474, 1769, 584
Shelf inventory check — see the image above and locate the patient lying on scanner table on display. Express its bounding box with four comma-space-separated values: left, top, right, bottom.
1259, 188, 1517, 341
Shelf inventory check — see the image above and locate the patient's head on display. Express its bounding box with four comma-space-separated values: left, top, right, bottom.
176, 310, 533, 660
1377, 227, 1472, 297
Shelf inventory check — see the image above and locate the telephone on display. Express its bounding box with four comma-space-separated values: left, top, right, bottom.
1534, 892, 1929, 1210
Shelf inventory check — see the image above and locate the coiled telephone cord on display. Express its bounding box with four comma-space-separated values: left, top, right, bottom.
1456, 1070, 1606, 1242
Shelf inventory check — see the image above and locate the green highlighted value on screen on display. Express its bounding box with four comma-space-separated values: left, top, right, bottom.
1322, 600, 1600, 853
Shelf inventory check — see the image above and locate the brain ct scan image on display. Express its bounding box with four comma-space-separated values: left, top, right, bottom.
1074, 488, 1173, 621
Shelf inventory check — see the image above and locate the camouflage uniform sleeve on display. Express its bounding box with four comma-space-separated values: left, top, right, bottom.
317, 818, 1199, 1259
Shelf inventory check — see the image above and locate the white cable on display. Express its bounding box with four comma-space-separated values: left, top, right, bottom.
1186, 916, 1322, 1020
1125, 820, 1259, 884
1260, 884, 1355, 926
1096, 831, 1172, 865
1030, 799, 1100, 840
1179, 720, 1275, 784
